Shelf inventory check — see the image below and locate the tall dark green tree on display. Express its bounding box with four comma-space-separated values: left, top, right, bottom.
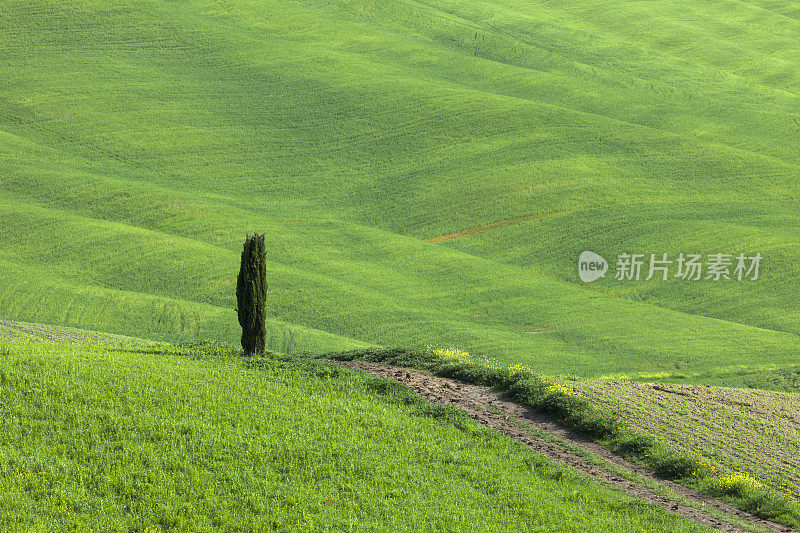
236, 234, 267, 355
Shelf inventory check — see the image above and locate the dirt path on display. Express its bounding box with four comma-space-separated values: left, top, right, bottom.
427, 210, 569, 243
332, 361, 794, 533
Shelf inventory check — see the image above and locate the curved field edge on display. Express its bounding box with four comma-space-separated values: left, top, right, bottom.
0, 340, 713, 532
323, 347, 800, 529
337, 359, 791, 533
0, 259, 368, 355
0, 319, 158, 346
551, 379, 800, 503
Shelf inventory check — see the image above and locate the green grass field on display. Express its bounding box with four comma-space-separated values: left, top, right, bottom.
2, 0, 800, 378
0, 339, 716, 532
4, 1, 800, 529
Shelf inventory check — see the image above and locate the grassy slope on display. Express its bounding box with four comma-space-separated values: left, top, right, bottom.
0, 339, 712, 532
1, 0, 799, 376
328, 346, 800, 526
556, 378, 800, 502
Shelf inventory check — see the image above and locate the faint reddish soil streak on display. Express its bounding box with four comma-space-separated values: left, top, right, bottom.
332, 361, 794, 533
427, 210, 570, 243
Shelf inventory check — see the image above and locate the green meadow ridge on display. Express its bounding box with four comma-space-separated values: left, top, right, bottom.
1, 0, 800, 377
0, 339, 718, 531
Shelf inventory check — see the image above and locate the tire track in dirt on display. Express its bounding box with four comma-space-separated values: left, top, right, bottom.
333, 361, 794, 533
427, 210, 570, 243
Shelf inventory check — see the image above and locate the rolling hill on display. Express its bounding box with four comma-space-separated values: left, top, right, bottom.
1, 0, 799, 377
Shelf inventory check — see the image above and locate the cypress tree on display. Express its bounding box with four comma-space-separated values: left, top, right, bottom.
236, 234, 267, 355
